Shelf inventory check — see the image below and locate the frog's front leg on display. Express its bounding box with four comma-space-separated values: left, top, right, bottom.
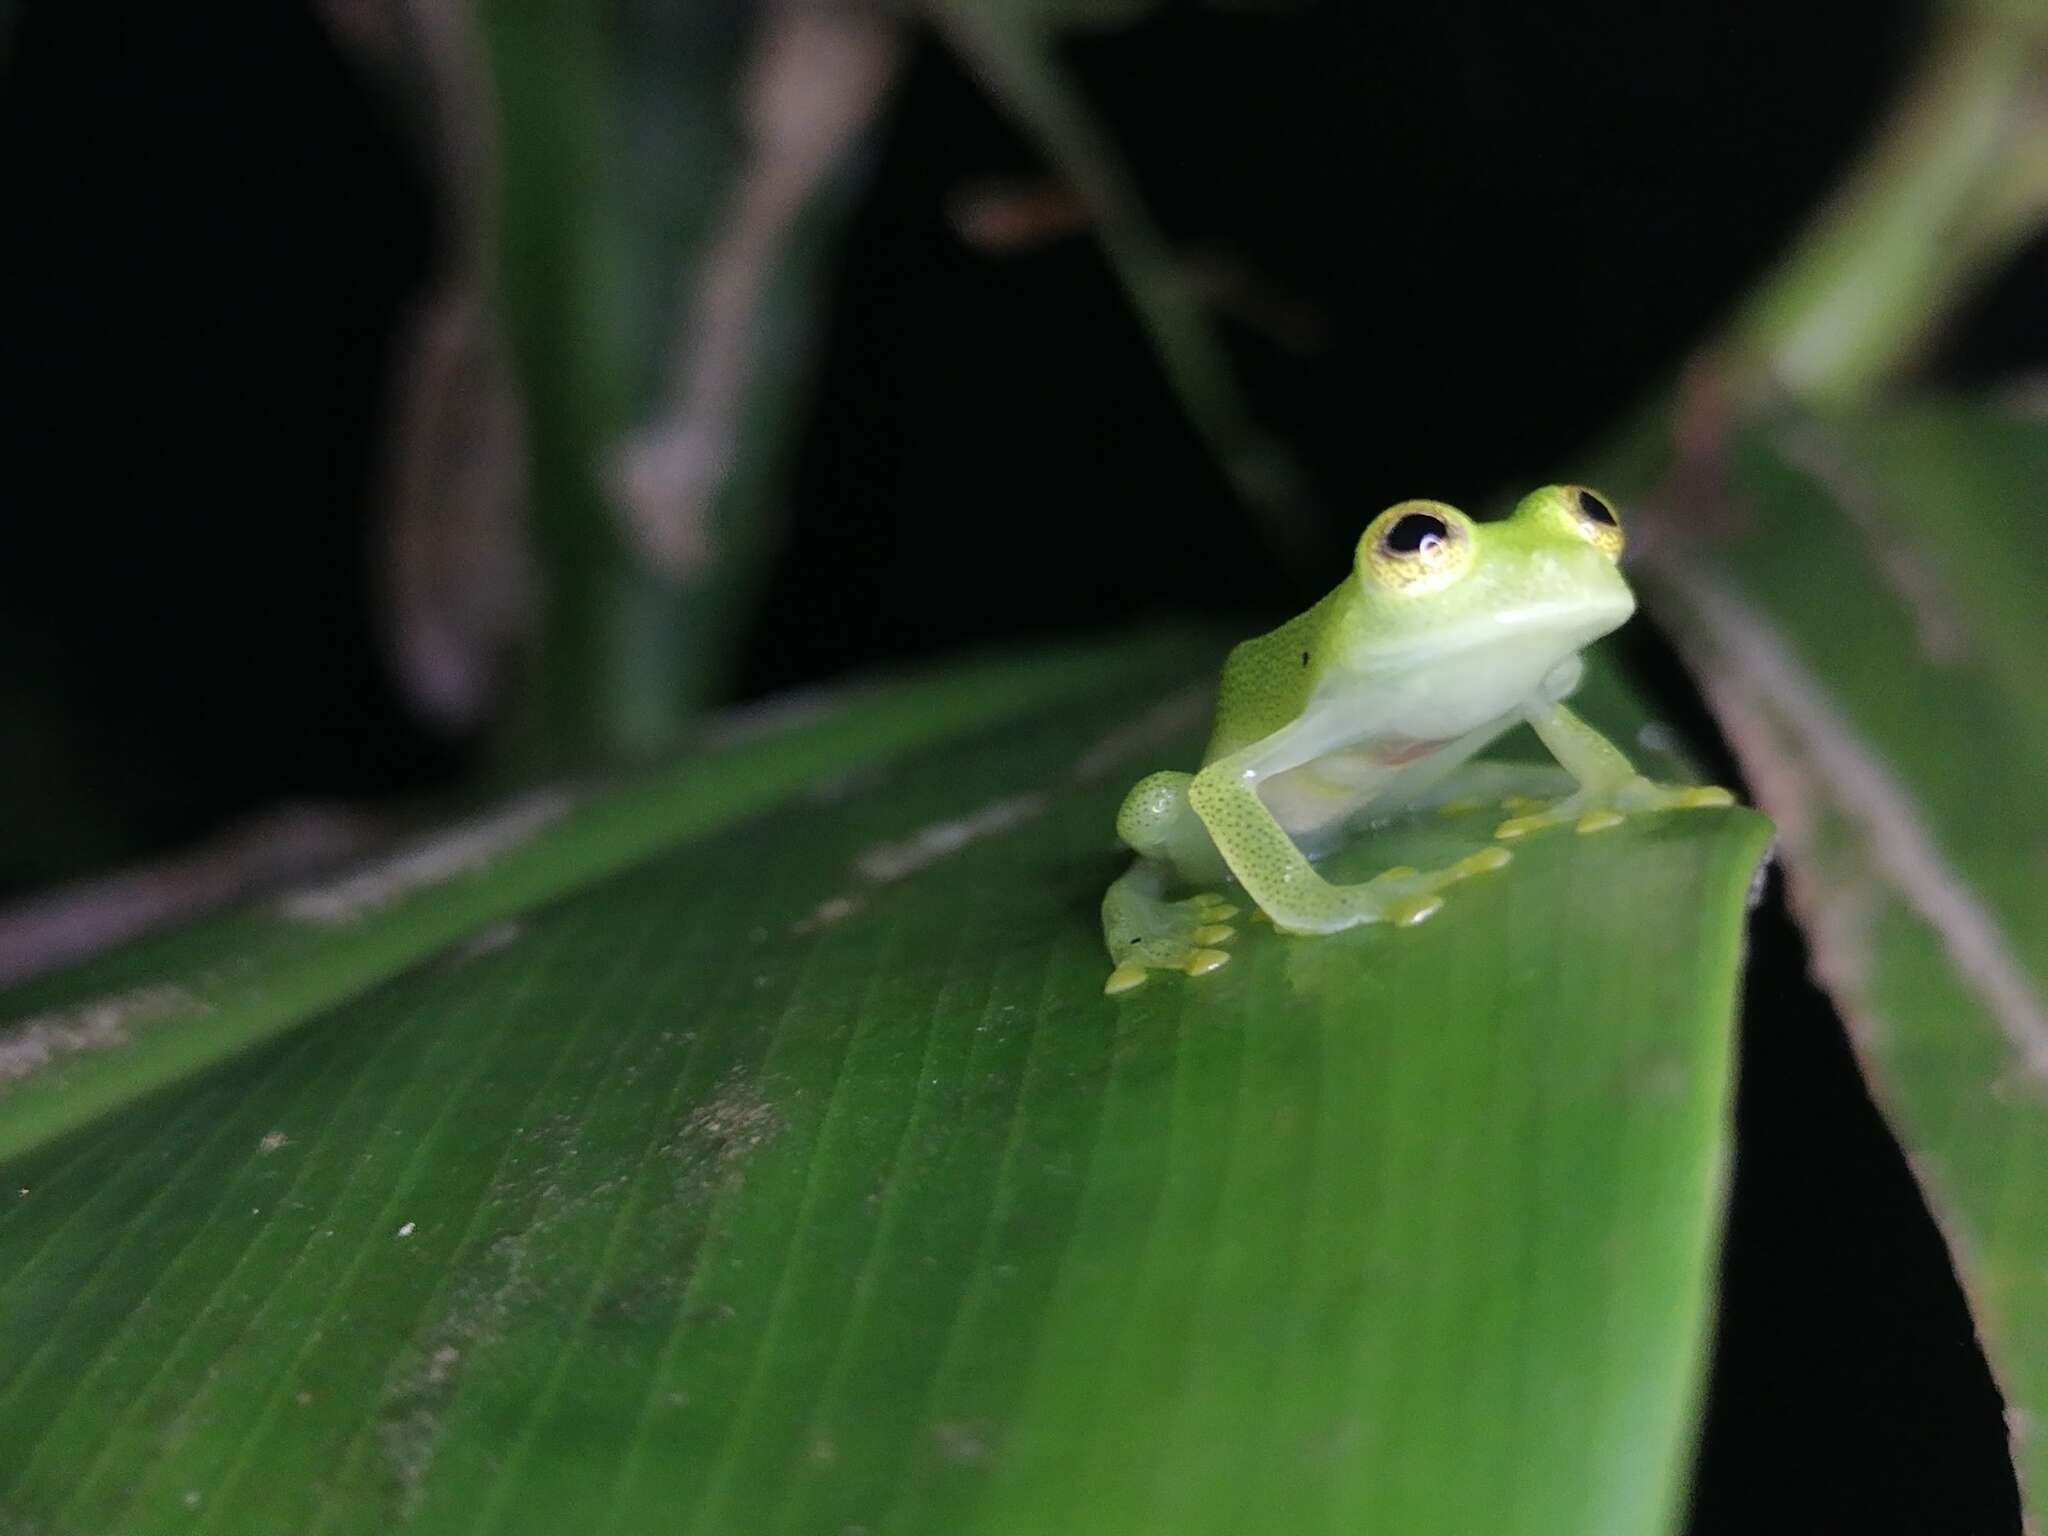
1495, 701, 1734, 841
1102, 858, 1241, 993
1186, 753, 1508, 939
1101, 771, 1241, 994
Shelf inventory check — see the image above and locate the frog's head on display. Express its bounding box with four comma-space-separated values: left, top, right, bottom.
1345, 484, 1635, 669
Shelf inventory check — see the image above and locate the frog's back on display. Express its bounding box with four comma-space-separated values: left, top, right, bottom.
1199, 596, 1336, 764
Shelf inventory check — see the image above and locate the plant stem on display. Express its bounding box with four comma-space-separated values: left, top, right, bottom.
1718, 1, 2048, 407
1588, 2, 2045, 508
933, 3, 1327, 584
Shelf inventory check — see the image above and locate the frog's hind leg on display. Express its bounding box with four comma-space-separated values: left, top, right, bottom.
1101, 858, 1239, 994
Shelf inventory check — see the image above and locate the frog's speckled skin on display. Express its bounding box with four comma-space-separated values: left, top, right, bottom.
1101, 485, 1734, 994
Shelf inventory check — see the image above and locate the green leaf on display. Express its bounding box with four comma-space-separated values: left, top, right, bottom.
0, 643, 1767, 1535
0, 640, 1162, 1165
1637, 399, 2048, 1514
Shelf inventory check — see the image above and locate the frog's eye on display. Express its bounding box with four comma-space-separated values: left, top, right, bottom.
1565, 485, 1625, 560
1386, 511, 1450, 554
1360, 500, 1476, 593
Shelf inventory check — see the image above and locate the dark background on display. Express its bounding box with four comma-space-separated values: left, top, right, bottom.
1, 1, 2040, 1529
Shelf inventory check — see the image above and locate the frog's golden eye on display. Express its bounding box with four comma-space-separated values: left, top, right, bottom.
1361, 500, 1476, 593
1566, 485, 1625, 560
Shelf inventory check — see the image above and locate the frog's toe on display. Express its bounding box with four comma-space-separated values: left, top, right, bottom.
1452, 845, 1513, 877
1103, 890, 1244, 993
1676, 784, 1736, 809
1495, 804, 1575, 840
1388, 893, 1444, 926
1612, 777, 1740, 819
1105, 962, 1152, 995
1497, 780, 1738, 841
1353, 851, 1504, 929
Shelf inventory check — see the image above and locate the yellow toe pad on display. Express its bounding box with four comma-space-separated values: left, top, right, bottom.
1389, 894, 1444, 927
1104, 962, 1150, 995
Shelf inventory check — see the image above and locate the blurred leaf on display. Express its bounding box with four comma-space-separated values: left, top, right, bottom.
484, 0, 902, 760
1716, 4, 2048, 407
0, 803, 390, 992
0, 640, 1153, 1164
0, 639, 1767, 1534
1637, 399, 2048, 1515
320, 0, 539, 734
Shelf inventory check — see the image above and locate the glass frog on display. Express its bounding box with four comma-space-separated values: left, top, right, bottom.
1102, 485, 1734, 994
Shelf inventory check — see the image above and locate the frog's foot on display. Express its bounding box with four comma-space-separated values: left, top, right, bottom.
1377, 846, 1515, 922
1494, 778, 1736, 841
1264, 845, 1513, 936
1103, 886, 1241, 995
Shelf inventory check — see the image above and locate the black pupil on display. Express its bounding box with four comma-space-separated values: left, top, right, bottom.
1385, 512, 1448, 555
1576, 489, 1617, 526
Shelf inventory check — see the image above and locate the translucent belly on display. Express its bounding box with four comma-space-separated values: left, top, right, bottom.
1259, 715, 1519, 848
